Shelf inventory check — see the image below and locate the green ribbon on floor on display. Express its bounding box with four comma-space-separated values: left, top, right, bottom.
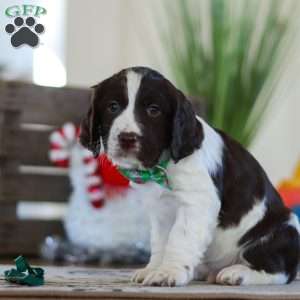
118, 159, 171, 189
4, 256, 44, 286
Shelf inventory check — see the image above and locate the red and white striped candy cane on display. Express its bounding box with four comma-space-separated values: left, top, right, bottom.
49, 123, 105, 209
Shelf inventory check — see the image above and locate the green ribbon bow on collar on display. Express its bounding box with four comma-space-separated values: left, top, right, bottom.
4, 256, 44, 286
118, 159, 171, 189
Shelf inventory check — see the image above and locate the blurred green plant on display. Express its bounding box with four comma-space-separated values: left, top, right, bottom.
161, 0, 298, 146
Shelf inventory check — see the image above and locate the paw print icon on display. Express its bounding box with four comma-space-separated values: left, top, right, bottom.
5, 16, 45, 48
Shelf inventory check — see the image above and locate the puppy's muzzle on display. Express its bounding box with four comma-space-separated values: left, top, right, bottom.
118, 132, 139, 151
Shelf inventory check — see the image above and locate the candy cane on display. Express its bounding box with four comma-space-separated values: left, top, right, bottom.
49, 123, 105, 209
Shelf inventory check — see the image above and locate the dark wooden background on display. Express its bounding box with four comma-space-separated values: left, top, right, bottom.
0, 81, 91, 257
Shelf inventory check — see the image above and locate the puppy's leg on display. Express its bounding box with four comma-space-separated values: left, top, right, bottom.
143, 177, 220, 286
132, 195, 176, 283
143, 203, 218, 286
216, 215, 300, 285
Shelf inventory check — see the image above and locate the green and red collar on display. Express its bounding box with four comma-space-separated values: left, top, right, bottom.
117, 159, 171, 189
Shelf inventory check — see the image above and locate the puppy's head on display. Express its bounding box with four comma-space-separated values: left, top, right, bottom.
80, 67, 203, 169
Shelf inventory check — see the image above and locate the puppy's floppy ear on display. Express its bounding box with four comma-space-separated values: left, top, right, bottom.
170, 89, 203, 163
79, 86, 101, 157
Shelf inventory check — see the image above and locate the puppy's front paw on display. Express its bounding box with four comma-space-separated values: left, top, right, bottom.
216, 264, 249, 285
142, 266, 190, 287
131, 267, 155, 283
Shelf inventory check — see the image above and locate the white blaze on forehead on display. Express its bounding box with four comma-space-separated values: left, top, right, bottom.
111, 70, 143, 135
127, 70, 142, 110
110, 70, 142, 135
106, 70, 143, 166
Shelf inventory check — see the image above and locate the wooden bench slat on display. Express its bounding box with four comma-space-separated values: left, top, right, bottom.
5, 128, 56, 166
0, 220, 63, 256
0, 203, 16, 220
1, 173, 70, 203
0, 81, 91, 125
2, 126, 88, 166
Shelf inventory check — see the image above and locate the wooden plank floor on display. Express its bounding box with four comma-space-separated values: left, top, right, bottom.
0, 265, 300, 300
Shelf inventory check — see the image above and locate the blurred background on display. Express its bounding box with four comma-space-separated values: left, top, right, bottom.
0, 0, 300, 262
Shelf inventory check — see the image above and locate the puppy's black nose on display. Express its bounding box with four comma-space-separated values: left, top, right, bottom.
118, 132, 138, 150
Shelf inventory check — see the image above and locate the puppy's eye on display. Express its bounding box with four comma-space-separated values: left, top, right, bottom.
147, 104, 161, 118
107, 101, 121, 114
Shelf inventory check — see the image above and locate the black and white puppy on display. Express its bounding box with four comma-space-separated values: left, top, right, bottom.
80, 66, 300, 286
